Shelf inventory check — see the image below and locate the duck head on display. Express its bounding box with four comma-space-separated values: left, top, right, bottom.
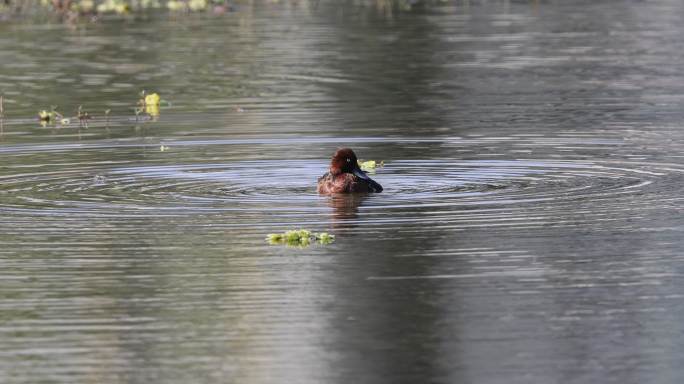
330, 148, 383, 192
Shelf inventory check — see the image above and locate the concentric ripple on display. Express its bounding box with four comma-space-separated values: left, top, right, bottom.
1, 152, 682, 232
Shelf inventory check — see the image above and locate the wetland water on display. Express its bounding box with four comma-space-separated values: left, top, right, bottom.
2, 1, 684, 382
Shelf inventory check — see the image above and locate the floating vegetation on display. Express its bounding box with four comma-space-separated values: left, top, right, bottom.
26, 91, 169, 129
35, 0, 164, 16
358, 160, 384, 172
2, 0, 442, 20
144, 92, 160, 106
138, 90, 163, 118
38, 106, 96, 127
77, 105, 91, 127
136, 0, 162, 9
38, 110, 53, 122
166, 0, 214, 12
266, 229, 335, 247
187, 0, 206, 11
166, 0, 209, 12
145, 104, 160, 117
24, 95, 173, 128
96, 0, 131, 15
166, 0, 183, 10
60, 0, 212, 15
72, 0, 95, 13
38, 106, 63, 126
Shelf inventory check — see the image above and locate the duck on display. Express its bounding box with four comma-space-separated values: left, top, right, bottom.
317, 148, 383, 194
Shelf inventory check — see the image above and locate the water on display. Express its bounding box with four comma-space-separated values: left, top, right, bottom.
2, 1, 684, 382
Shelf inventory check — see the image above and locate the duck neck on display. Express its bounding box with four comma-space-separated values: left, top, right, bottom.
330, 167, 342, 179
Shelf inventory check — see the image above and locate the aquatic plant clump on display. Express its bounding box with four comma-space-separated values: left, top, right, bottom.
31, 0, 223, 15
138, 90, 162, 117
38, 105, 95, 127
358, 159, 384, 172
266, 229, 335, 247
28, 90, 169, 128
96, 0, 131, 14
167, 0, 209, 12
38, 106, 64, 126
144, 93, 160, 106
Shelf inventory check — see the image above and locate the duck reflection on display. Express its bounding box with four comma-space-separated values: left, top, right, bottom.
326, 193, 367, 229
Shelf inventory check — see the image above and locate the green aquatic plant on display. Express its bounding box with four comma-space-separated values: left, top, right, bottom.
136, 0, 161, 9
166, 0, 208, 12
166, 0, 182, 10
38, 106, 96, 127
317, 232, 335, 244
145, 104, 159, 117
187, 0, 206, 11
6, 0, 442, 19
38, 110, 52, 122
71, 0, 95, 13
144, 92, 160, 106
138, 90, 162, 117
358, 159, 384, 172
38, 106, 63, 125
96, 0, 130, 14
266, 229, 335, 247
34, 0, 164, 17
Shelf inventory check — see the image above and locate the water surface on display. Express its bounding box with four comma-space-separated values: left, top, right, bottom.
2, 1, 684, 383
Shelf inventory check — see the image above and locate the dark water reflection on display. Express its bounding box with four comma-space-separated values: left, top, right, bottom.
2, 0, 684, 383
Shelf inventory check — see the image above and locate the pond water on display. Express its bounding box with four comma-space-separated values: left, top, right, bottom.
2, 0, 684, 382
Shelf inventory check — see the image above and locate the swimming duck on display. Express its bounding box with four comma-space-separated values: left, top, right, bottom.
317, 148, 383, 194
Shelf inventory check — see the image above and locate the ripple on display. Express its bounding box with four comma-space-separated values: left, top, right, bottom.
1, 156, 681, 232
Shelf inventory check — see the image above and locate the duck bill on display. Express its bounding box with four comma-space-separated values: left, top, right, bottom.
352, 168, 383, 193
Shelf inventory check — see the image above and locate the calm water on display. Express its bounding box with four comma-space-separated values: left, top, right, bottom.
2, 1, 684, 383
